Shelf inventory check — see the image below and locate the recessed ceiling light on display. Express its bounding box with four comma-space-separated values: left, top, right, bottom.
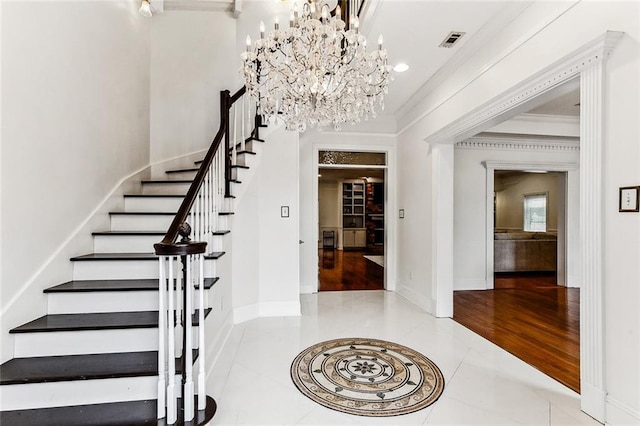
393, 63, 409, 73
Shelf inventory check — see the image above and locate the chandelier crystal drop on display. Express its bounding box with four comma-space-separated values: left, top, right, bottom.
240, 0, 390, 131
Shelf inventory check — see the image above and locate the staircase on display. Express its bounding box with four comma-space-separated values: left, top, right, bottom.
0, 89, 264, 425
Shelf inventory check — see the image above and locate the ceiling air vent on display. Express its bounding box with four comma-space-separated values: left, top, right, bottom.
439, 31, 466, 48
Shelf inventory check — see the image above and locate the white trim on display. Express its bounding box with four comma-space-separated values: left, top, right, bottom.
258, 302, 301, 317
0, 164, 146, 317
232, 302, 301, 324
396, 1, 537, 126
164, 0, 232, 12
311, 142, 397, 294
457, 136, 580, 152
426, 31, 623, 144
483, 160, 579, 172
396, 284, 432, 313
205, 311, 234, 380
606, 396, 640, 425
232, 303, 259, 324
425, 31, 622, 421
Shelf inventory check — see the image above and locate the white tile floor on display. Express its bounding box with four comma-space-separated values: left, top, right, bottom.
208, 291, 601, 425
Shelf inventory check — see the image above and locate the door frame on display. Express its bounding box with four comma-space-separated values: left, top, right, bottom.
311, 143, 397, 293
425, 32, 622, 421
483, 163, 579, 289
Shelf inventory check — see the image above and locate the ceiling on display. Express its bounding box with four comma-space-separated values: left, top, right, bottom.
236, 0, 579, 134
239, 0, 533, 119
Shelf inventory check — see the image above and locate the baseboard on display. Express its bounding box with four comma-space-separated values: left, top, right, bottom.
205, 311, 234, 382
581, 382, 606, 423
396, 283, 433, 314
233, 301, 301, 324
453, 278, 488, 291
606, 395, 640, 425
300, 282, 317, 294
259, 301, 301, 317
233, 303, 259, 324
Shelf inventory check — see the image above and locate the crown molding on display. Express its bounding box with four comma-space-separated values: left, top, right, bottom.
395, 1, 535, 122
482, 160, 579, 171
425, 31, 623, 144
164, 0, 233, 12
457, 134, 579, 152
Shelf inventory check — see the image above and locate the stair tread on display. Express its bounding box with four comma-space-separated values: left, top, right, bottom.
10, 309, 212, 334
0, 351, 168, 384
110, 211, 177, 216
219, 212, 234, 216
141, 180, 192, 184
230, 165, 249, 169
71, 252, 225, 261
71, 253, 159, 261
124, 194, 185, 198
92, 231, 166, 236
235, 150, 257, 155
165, 168, 199, 174
44, 277, 219, 293
0, 396, 216, 426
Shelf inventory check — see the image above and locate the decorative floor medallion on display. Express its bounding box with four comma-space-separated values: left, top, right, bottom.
290, 338, 445, 417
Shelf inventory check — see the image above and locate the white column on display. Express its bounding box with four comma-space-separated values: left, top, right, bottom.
579, 61, 606, 422
430, 143, 454, 318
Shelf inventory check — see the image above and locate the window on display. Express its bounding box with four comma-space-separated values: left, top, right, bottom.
524, 193, 547, 232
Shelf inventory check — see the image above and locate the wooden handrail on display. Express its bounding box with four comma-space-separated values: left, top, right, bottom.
154, 86, 247, 254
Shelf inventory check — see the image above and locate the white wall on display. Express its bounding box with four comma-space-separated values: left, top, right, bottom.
299, 130, 397, 294
232, 125, 301, 320
454, 147, 579, 291
395, 1, 639, 422
0, 0, 150, 363
495, 172, 562, 231
150, 11, 237, 164
395, 135, 434, 312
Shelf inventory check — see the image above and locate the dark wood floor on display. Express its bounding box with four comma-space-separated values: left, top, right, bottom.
453, 273, 580, 393
318, 249, 384, 291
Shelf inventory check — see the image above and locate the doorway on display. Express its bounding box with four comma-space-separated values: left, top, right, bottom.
317, 163, 386, 291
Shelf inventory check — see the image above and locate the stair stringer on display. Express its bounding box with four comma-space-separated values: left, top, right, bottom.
0, 166, 151, 365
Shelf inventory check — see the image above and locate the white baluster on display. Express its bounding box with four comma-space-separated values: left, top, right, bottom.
184, 255, 195, 420
241, 96, 246, 154
197, 253, 206, 410
167, 257, 177, 424
157, 257, 167, 419
233, 102, 238, 167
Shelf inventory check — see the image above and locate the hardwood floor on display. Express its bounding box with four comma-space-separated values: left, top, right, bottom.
453, 273, 580, 393
318, 249, 384, 291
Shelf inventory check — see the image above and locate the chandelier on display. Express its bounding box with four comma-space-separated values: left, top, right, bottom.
240, 0, 389, 131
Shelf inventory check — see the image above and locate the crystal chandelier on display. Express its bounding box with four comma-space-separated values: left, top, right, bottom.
241, 0, 389, 131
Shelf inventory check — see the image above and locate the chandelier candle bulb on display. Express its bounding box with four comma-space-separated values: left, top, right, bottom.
260, 21, 265, 38
335, 5, 340, 18
274, 16, 279, 30
245, 35, 251, 52
378, 35, 383, 50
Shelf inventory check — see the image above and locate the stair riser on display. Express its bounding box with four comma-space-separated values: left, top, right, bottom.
0, 376, 159, 410
73, 260, 217, 281
110, 215, 173, 231
124, 197, 183, 212
141, 182, 191, 195
47, 290, 210, 314
13, 326, 204, 358
165, 170, 198, 179
14, 328, 157, 358
73, 260, 159, 280
93, 234, 164, 253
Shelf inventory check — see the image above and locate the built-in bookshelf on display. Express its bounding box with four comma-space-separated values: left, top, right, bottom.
342, 181, 366, 248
